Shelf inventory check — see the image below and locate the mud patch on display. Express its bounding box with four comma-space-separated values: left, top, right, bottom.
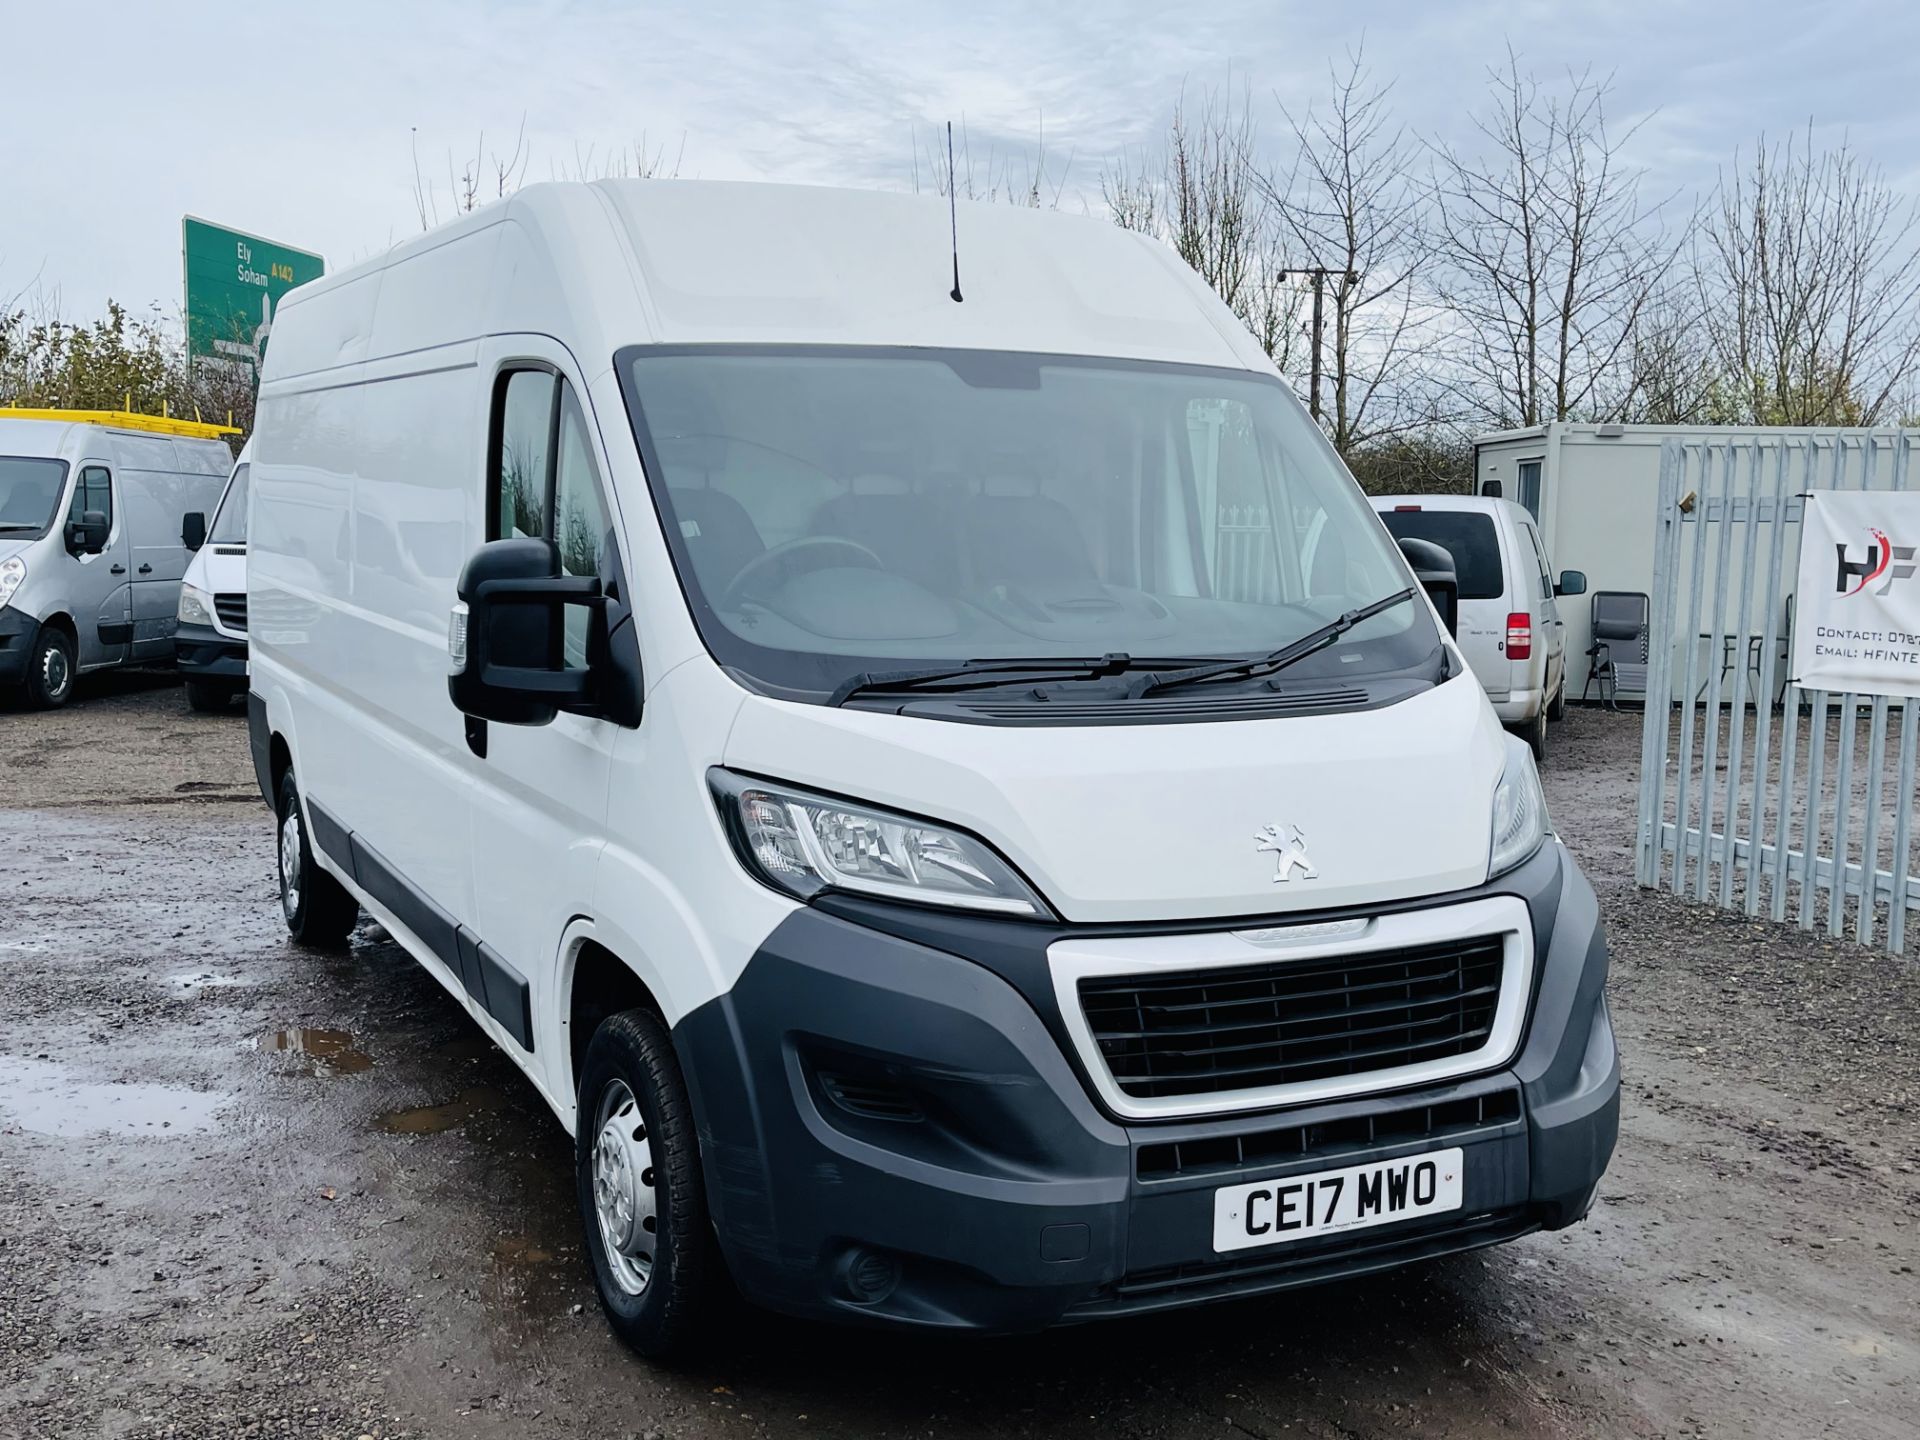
0, 1056, 228, 1136
252, 1027, 373, 1075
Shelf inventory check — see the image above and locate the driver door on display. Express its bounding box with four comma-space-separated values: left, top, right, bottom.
63, 462, 131, 669
463, 341, 621, 1061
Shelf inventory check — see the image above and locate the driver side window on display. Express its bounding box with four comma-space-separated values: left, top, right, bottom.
487, 366, 613, 671
69, 465, 112, 530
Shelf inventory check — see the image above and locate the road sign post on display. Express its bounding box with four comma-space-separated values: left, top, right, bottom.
182, 216, 324, 378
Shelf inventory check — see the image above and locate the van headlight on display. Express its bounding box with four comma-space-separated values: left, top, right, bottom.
709, 769, 1048, 916
178, 582, 213, 626
1488, 736, 1549, 879
0, 556, 24, 610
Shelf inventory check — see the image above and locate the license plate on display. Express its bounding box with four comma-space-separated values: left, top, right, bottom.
1211, 1147, 1464, 1253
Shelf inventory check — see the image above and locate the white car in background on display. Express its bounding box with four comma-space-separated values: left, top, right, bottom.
1373, 495, 1585, 759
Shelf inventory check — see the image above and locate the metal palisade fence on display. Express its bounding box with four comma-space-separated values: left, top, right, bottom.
1635, 429, 1920, 954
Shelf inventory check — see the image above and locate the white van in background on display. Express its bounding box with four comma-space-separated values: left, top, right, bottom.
248, 181, 1617, 1357
176, 442, 252, 712
1372, 495, 1585, 758
0, 410, 235, 708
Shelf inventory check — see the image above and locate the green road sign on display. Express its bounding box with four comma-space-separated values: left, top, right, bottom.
182, 216, 324, 375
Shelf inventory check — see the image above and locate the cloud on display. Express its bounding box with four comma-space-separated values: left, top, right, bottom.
4, 0, 1917, 318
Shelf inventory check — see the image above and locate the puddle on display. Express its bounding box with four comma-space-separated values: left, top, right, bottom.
493, 1236, 557, 1265
252, 1028, 373, 1075
169, 971, 251, 989
376, 1087, 503, 1135
0, 1056, 228, 1137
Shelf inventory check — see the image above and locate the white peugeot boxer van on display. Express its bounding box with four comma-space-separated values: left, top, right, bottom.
0, 410, 235, 707
1373, 495, 1585, 760
247, 181, 1617, 1356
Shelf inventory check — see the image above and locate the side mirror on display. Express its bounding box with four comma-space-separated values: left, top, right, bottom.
1555, 569, 1588, 597
447, 537, 601, 726
1481, 479, 1503, 498
1397, 536, 1459, 637
66, 510, 109, 556
182, 511, 208, 551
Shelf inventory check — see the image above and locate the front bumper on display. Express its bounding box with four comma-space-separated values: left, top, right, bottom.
174, 620, 247, 681
0, 607, 34, 684
674, 840, 1618, 1332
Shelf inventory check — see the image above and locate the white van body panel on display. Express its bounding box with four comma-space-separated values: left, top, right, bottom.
723, 670, 1503, 925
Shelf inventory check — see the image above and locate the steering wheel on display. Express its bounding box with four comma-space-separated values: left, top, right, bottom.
721, 536, 884, 610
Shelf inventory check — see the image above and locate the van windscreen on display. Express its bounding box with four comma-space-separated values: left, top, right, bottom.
209, 463, 250, 545
1377, 510, 1503, 600
618, 347, 1442, 705
0, 457, 69, 538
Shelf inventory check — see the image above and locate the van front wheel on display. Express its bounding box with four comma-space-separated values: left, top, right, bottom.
186, 679, 237, 713
24, 626, 74, 709
275, 772, 358, 947
576, 1008, 717, 1361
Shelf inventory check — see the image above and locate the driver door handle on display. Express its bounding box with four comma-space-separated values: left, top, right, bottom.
137, 564, 153, 574
110, 564, 126, 574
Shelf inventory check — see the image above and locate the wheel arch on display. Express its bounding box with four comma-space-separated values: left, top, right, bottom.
561, 930, 668, 1126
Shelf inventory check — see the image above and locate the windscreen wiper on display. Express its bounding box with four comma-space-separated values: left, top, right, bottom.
830, 653, 1149, 707
1131, 588, 1418, 699
0, 523, 41, 532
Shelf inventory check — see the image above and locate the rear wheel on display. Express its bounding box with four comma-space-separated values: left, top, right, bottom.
275, 770, 358, 946
576, 1008, 717, 1361
24, 626, 74, 709
1515, 705, 1548, 762
185, 679, 236, 713
1547, 674, 1566, 722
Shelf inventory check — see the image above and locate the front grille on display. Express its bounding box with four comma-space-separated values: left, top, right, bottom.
1080, 936, 1506, 1100
214, 593, 247, 632
1065, 1208, 1536, 1320
1136, 1084, 1522, 1181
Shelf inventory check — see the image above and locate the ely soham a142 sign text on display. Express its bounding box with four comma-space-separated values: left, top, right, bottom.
182, 216, 324, 377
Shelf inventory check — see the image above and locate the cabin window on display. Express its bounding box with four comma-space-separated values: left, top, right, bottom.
68, 465, 113, 531
487, 366, 613, 671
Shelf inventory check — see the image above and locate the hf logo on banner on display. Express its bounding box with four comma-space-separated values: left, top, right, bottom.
1793, 491, 1920, 698
1833, 528, 1917, 597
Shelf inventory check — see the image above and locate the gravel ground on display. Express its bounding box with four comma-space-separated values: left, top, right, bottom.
1, 678, 1915, 1439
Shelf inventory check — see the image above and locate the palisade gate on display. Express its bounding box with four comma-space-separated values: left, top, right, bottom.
1635, 429, 1920, 954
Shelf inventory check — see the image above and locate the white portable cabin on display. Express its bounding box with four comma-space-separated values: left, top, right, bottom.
1472, 422, 1846, 701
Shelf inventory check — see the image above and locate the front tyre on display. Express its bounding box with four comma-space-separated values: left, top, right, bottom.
576, 1008, 717, 1361
24, 625, 75, 709
275, 771, 358, 947
185, 679, 237, 713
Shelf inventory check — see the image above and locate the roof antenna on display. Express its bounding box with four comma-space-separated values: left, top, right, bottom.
945, 121, 963, 303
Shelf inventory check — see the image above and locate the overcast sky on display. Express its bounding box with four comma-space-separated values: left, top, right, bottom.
6, 0, 1918, 322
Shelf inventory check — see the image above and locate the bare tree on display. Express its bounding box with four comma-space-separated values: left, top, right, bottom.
1429, 52, 1672, 427
911, 115, 1073, 208
1693, 127, 1920, 425
410, 120, 682, 230
1103, 83, 1301, 368
1269, 46, 1436, 452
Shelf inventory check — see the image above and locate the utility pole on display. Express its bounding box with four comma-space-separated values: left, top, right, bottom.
1281, 266, 1359, 426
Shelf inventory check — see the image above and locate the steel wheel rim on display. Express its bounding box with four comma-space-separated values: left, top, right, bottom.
279, 812, 303, 920
591, 1078, 658, 1296
43, 646, 69, 698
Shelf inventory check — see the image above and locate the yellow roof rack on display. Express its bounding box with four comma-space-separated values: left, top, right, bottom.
0, 406, 241, 441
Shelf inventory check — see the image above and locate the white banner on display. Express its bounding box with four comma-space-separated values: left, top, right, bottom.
1792, 490, 1920, 697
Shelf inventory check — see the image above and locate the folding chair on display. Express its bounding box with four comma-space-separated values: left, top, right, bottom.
1584, 591, 1651, 710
